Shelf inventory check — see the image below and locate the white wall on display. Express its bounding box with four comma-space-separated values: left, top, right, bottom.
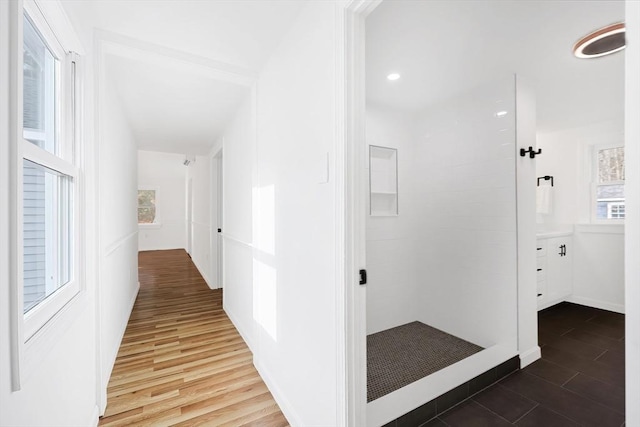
98, 54, 140, 406
221, 3, 340, 425
137, 150, 186, 252
185, 154, 213, 287
412, 78, 520, 349
0, 2, 99, 426
220, 95, 256, 347
537, 121, 625, 312
365, 106, 420, 334
625, 2, 640, 425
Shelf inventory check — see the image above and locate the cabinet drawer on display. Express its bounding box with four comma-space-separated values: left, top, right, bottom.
536, 240, 547, 257
537, 268, 546, 282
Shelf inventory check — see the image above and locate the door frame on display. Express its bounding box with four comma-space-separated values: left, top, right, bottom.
339, 1, 538, 424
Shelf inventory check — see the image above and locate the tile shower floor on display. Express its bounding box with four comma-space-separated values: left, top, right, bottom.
367, 321, 483, 402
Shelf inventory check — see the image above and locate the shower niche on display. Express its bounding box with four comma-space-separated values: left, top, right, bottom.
369, 145, 398, 216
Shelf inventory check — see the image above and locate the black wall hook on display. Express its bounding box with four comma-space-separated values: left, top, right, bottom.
537, 176, 554, 187
520, 146, 542, 159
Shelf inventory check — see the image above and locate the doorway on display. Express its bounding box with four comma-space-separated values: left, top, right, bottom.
211, 150, 223, 288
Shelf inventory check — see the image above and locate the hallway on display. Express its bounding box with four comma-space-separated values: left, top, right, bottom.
99, 250, 288, 426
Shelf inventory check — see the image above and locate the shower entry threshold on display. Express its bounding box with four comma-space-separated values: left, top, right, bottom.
367, 321, 483, 402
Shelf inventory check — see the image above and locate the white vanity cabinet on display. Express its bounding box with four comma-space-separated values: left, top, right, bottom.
537, 234, 573, 310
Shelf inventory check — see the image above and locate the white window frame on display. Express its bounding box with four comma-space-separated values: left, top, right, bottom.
607, 201, 625, 219
138, 186, 162, 229
590, 142, 625, 224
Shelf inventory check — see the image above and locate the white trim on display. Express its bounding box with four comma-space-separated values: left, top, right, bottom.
338, 1, 381, 424
253, 359, 303, 427
625, 3, 640, 425
95, 29, 256, 88
104, 230, 138, 257
519, 345, 542, 369
565, 296, 625, 314
89, 405, 100, 427
575, 223, 625, 234
221, 233, 253, 248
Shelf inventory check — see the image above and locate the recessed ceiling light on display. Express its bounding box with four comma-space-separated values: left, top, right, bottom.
495, 110, 508, 117
387, 73, 401, 81
573, 22, 626, 59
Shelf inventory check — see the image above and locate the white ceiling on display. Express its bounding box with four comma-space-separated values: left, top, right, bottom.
105, 53, 249, 155
366, 0, 625, 133
61, 0, 307, 154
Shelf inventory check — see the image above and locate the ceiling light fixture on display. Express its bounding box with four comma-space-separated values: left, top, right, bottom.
573, 22, 626, 59
387, 73, 401, 81
495, 110, 508, 118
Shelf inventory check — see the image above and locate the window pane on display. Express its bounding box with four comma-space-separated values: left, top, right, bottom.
596, 184, 625, 220
23, 160, 72, 313
23, 15, 58, 154
598, 147, 625, 183
138, 190, 156, 223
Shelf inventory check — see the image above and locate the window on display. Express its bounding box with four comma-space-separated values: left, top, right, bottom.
594, 145, 625, 221
138, 189, 157, 224
20, 7, 79, 339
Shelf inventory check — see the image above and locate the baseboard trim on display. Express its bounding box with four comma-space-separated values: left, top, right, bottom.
192, 256, 215, 290
565, 296, 625, 314
89, 405, 100, 427
519, 345, 542, 368
254, 358, 302, 427
224, 306, 255, 354
101, 280, 140, 401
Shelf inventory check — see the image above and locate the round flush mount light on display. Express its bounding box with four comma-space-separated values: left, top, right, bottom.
387, 73, 401, 81
573, 22, 626, 59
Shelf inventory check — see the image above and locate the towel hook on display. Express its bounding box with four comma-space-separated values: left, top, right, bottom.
520, 146, 542, 159
537, 176, 554, 187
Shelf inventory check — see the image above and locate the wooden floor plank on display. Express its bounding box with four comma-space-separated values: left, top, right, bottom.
99, 249, 288, 426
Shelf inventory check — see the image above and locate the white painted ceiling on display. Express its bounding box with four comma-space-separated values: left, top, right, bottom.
366, 0, 625, 133
105, 53, 249, 155
61, 0, 307, 154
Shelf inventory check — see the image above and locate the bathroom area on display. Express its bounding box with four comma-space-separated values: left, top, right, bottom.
363, 0, 625, 425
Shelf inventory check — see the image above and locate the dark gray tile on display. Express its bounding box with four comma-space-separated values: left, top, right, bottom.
596, 349, 625, 367
440, 400, 512, 426
436, 383, 469, 414
469, 368, 497, 396
397, 400, 436, 427
515, 406, 579, 426
495, 356, 520, 379
564, 373, 625, 414
523, 359, 577, 386
381, 421, 397, 427
418, 418, 447, 427
576, 321, 625, 340
539, 332, 606, 360
587, 312, 625, 330
543, 345, 625, 387
500, 371, 624, 426
564, 329, 625, 352
473, 384, 537, 422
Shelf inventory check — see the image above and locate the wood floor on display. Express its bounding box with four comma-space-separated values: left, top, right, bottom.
99, 249, 288, 427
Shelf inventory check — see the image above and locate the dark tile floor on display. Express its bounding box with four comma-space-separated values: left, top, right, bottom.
428, 302, 625, 427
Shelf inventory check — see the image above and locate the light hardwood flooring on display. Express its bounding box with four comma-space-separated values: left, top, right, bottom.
99, 249, 288, 427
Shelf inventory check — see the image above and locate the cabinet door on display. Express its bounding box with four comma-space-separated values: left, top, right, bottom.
546, 236, 573, 301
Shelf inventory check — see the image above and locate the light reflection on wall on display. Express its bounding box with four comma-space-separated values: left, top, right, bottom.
253, 184, 278, 341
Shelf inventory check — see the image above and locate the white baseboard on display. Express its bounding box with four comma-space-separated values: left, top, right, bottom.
224, 306, 255, 354
254, 358, 302, 427
101, 280, 140, 404
565, 296, 625, 314
192, 256, 215, 289
89, 405, 100, 427
519, 346, 541, 368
